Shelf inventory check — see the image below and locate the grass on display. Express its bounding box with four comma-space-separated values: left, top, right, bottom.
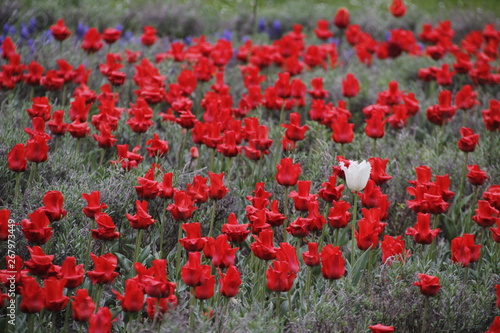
1, 0, 500, 332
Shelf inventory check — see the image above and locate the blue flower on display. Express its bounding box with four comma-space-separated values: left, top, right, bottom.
21, 23, 31, 40
270, 20, 282, 39
258, 18, 267, 33
76, 22, 88, 39
29, 18, 37, 34
221, 29, 232, 41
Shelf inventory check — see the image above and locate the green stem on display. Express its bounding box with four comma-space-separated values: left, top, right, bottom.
350, 192, 358, 266
189, 287, 196, 328
458, 152, 469, 198
177, 130, 187, 169
463, 265, 469, 284
208, 200, 218, 238
63, 289, 73, 333
334, 228, 340, 247
305, 266, 312, 299
136, 133, 142, 149
28, 313, 35, 333
99, 148, 106, 166
287, 290, 292, 318
52, 310, 57, 333
84, 219, 96, 270
159, 200, 168, 258
372, 138, 377, 157
175, 222, 184, 277
421, 296, 429, 333
14, 172, 22, 209
276, 292, 281, 319
283, 186, 290, 243
209, 148, 215, 172
133, 229, 144, 264
429, 215, 439, 262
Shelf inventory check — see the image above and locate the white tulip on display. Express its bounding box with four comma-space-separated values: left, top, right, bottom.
339, 160, 372, 192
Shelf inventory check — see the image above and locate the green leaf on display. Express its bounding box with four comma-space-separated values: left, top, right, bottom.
350, 248, 372, 286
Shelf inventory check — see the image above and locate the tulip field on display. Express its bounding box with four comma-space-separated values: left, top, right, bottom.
1, 0, 500, 332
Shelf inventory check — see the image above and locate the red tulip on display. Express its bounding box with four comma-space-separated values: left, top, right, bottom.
380, 235, 410, 264
491, 220, 500, 243
472, 200, 499, 228
334, 7, 350, 29
24, 246, 58, 278
327, 200, 352, 229
60, 256, 85, 289
126, 200, 156, 230
7, 143, 27, 172
48, 110, 68, 136
167, 191, 198, 221
365, 109, 386, 139
113, 279, 145, 312
179, 222, 206, 252
414, 273, 440, 297
355, 208, 387, 250
457, 127, 479, 152
282, 112, 308, 142
181, 252, 205, 287
426, 90, 457, 126
309, 77, 328, 99
212, 234, 238, 268
455, 85, 479, 110
466, 165, 488, 186
266, 260, 296, 292
82, 191, 108, 219
87, 253, 120, 284
251, 229, 277, 260
286, 217, 310, 238
39, 190, 67, 222
135, 168, 160, 200
92, 213, 120, 240
221, 213, 250, 243
44, 277, 69, 312
341, 73, 359, 98
195, 266, 215, 300
19, 276, 45, 313
219, 265, 242, 298
103, 28, 121, 44
0, 209, 10, 241
331, 114, 354, 144
89, 307, 113, 333
318, 175, 344, 202
320, 245, 345, 280
82, 28, 103, 54
302, 242, 320, 266
187, 175, 209, 204
21, 209, 53, 245
368, 324, 395, 333
266, 200, 287, 227
158, 172, 177, 199
484, 185, 500, 210
208, 172, 229, 200
25, 135, 49, 163
482, 100, 500, 132
405, 213, 440, 245
289, 180, 317, 212
368, 158, 392, 185
142, 259, 176, 298
50, 19, 71, 41
451, 234, 481, 267
276, 158, 301, 187
72, 289, 95, 322
485, 317, 500, 333
141, 26, 157, 46
146, 133, 169, 157
389, 0, 406, 17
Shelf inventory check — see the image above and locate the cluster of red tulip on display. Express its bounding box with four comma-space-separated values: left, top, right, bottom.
2, 0, 500, 331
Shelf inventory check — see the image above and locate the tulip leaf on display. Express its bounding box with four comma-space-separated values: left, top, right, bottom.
137, 245, 152, 264
114, 252, 132, 272
350, 248, 372, 286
